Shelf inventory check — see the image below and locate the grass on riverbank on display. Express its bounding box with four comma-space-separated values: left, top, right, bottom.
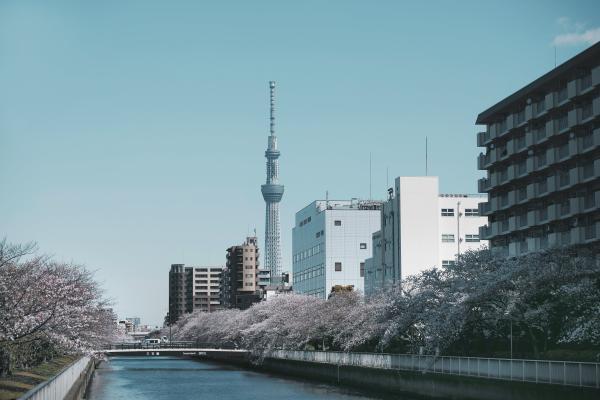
0, 355, 78, 400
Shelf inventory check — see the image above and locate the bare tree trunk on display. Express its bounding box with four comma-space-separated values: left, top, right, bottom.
0, 346, 12, 377
527, 327, 539, 358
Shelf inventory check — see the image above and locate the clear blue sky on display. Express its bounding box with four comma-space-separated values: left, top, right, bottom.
1, 1, 599, 326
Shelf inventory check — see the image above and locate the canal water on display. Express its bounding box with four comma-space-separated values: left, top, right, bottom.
88, 356, 415, 399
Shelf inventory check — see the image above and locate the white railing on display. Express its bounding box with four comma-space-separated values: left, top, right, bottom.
19, 356, 91, 400
270, 350, 600, 389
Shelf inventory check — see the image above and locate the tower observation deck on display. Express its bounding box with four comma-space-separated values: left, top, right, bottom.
261, 81, 284, 284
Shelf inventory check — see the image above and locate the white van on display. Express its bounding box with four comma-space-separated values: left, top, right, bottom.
143, 338, 161, 348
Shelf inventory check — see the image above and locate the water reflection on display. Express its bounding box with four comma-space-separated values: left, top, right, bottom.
88, 356, 413, 400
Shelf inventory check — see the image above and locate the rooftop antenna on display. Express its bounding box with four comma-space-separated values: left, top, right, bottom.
386, 166, 389, 189
326, 190, 329, 209
425, 136, 428, 176
554, 46, 557, 68
369, 152, 372, 200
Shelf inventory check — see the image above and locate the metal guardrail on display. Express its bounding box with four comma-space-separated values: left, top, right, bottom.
19, 356, 91, 400
271, 350, 600, 389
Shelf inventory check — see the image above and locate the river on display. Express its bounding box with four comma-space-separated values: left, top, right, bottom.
88, 356, 415, 399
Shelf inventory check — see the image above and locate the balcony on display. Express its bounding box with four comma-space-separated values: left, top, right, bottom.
535, 206, 549, 224
478, 177, 492, 192
584, 222, 599, 242
583, 191, 598, 211
478, 152, 492, 170
478, 201, 492, 216
534, 127, 547, 144
579, 129, 599, 154
479, 225, 492, 240
477, 131, 490, 147
515, 187, 528, 204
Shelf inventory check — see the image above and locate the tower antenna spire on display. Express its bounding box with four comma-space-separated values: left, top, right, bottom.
270, 81, 275, 135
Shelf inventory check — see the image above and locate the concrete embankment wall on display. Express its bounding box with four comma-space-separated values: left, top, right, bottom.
204, 353, 599, 400
19, 356, 95, 400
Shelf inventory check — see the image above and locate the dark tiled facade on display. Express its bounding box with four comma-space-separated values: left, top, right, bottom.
477, 43, 600, 257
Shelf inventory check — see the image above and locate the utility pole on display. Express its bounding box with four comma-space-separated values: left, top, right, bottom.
510, 320, 513, 358
457, 201, 461, 257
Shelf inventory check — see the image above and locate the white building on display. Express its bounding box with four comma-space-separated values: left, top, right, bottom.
292, 199, 382, 298
438, 193, 487, 267
364, 177, 487, 296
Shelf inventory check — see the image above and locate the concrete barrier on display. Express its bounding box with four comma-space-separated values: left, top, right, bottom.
19, 356, 93, 400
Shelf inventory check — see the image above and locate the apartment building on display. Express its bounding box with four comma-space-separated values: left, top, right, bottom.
476, 42, 599, 256
168, 264, 223, 323
220, 236, 270, 310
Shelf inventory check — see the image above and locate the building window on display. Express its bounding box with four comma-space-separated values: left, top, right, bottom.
558, 86, 568, 103
442, 234, 455, 242
536, 152, 547, 168
464, 208, 479, 217
360, 262, 365, 277
442, 260, 456, 267
316, 231, 321, 238
335, 262, 342, 271
558, 114, 568, 131
559, 169, 570, 187
537, 179, 548, 194
465, 234, 480, 242
441, 208, 454, 216
334, 220, 342, 226
516, 134, 526, 150
360, 243, 367, 249
581, 73, 592, 90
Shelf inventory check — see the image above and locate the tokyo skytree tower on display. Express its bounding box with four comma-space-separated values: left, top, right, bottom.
261, 81, 284, 284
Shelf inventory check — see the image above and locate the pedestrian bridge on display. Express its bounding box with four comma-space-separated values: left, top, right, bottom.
103, 348, 249, 357
102, 342, 248, 358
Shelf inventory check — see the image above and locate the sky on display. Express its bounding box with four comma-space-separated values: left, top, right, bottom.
1, 0, 599, 326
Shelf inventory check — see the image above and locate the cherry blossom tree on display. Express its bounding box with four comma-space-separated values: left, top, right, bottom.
170, 243, 599, 361
0, 240, 116, 376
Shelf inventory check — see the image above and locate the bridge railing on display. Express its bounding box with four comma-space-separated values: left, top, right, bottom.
270, 350, 600, 389
107, 341, 238, 350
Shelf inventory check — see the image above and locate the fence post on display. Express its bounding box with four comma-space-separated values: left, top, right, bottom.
563, 361, 566, 385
